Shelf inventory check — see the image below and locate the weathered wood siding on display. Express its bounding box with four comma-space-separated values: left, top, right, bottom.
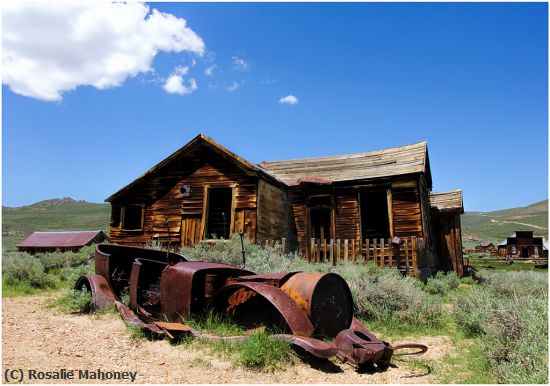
432, 211, 464, 276
256, 180, 289, 242
334, 190, 360, 240
109, 146, 258, 246
289, 191, 307, 254
391, 181, 423, 238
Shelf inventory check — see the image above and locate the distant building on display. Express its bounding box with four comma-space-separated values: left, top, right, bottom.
497, 231, 547, 258
17, 231, 108, 254
475, 241, 497, 255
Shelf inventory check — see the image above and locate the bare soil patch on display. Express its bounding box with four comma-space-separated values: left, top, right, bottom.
3, 295, 450, 383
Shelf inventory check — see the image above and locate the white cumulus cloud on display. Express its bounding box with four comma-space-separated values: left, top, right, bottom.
279, 95, 299, 105
163, 76, 197, 95
163, 66, 197, 95
2, 1, 205, 101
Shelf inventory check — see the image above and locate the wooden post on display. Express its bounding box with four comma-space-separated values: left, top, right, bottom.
336, 239, 341, 265
310, 238, 315, 263
351, 239, 355, 262
412, 236, 418, 277
388, 239, 393, 267
405, 238, 410, 275
365, 239, 370, 262
344, 239, 349, 261
316, 239, 321, 263
281, 238, 286, 254
380, 238, 385, 267
330, 239, 334, 265
373, 239, 378, 265
359, 238, 363, 262
323, 239, 327, 262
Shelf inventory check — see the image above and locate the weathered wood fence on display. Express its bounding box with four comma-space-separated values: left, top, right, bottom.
260, 237, 421, 277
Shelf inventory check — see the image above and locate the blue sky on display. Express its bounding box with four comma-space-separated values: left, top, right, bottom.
2, 1, 548, 211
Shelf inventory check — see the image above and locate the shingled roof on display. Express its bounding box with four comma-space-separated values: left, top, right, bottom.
259, 141, 431, 188
430, 190, 464, 213
107, 136, 434, 201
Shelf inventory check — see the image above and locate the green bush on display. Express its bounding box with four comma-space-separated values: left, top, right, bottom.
451, 271, 548, 383
57, 259, 94, 284
181, 235, 297, 273
54, 288, 93, 313
332, 262, 444, 328
37, 248, 91, 272
2, 252, 56, 289
424, 271, 460, 294
481, 270, 548, 297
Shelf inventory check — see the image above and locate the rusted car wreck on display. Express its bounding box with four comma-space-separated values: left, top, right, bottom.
77, 244, 426, 369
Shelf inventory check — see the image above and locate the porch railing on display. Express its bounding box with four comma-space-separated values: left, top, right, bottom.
260, 236, 420, 277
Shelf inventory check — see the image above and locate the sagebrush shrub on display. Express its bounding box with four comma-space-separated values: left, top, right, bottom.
2, 253, 56, 288
424, 271, 460, 294
451, 271, 548, 383
331, 262, 444, 328
181, 235, 297, 273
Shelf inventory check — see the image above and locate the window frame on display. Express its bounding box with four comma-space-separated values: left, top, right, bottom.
121, 205, 145, 231
201, 185, 236, 241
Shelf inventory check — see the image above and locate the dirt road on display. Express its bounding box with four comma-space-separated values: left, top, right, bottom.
2, 295, 450, 383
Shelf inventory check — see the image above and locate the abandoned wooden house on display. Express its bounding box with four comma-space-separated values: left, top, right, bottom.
497, 231, 547, 258
475, 241, 496, 253
107, 134, 465, 277
17, 230, 108, 253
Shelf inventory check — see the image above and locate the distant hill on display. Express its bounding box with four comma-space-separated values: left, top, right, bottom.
2, 197, 110, 252
462, 199, 548, 245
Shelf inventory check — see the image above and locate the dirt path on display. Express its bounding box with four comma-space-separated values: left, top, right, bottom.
2, 295, 451, 383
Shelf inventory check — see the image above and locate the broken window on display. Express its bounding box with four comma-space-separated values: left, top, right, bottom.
360, 190, 390, 240
308, 195, 331, 241
111, 204, 121, 226
122, 206, 143, 230
205, 188, 233, 239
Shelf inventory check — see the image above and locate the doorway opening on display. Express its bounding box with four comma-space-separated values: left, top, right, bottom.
360, 190, 390, 240
308, 195, 332, 241
205, 188, 233, 239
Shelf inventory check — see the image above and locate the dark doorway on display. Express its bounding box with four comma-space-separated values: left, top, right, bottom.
360, 190, 390, 240
308, 195, 332, 241
310, 208, 331, 241
522, 247, 529, 258
205, 188, 233, 239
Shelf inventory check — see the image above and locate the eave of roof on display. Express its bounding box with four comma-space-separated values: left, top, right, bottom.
430, 189, 464, 214
259, 141, 431, 187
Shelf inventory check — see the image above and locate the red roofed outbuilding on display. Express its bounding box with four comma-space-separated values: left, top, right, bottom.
17, 231, 108, 254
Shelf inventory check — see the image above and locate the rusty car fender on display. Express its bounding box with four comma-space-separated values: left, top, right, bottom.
75, 274, 116, 311
207, 281, 315, 337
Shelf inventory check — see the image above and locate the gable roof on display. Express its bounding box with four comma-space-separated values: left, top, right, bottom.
106, 134, 267, 202
430, 190, 464, 213
480, 241, 495, 247
259, 141, 431, 187
17, 231, 106, 248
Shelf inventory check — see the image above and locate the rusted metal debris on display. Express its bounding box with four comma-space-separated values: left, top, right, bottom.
77, 244, 427, 369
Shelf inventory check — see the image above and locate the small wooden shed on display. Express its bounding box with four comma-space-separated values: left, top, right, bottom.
430, 190, 464, 276
17, 231, 108, 253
